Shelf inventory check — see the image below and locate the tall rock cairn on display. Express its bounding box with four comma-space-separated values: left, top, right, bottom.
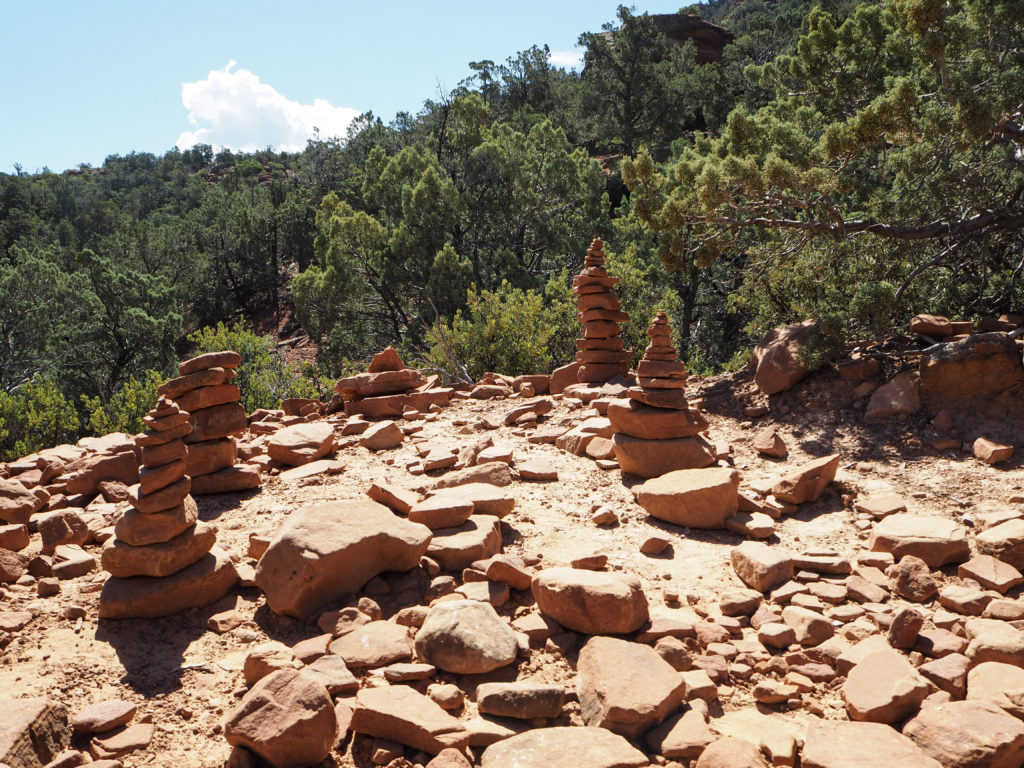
98, 397, 238, 619
574, 238, 632, 384
158, 351, 260, 495
607, 311, 715, 477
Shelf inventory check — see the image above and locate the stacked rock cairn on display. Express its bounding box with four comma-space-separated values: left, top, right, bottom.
158, 351, 260, 495
607, 311, 715, 477
573, 238, 632, 384
98, 397, 238, 618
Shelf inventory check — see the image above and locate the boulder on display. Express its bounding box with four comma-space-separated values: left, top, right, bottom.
967, 661, 1024, 719
367, 346, 405, 373
37, 509, 89, 554
182, 438, 236, 477
868, 513, 970, 567
63, 451, 139, 495
549, 363, 580, 395
959, 554, 1024, 594
425, 516, 501, 571
645, 708, 714, 759
329, 621, 412, 668
532, 567, 648, 635
0, 698, 70, 768
781, 605, 834, 646
731, 542, 794, 592
903, 699, 1024, 768
919, 333, 1024, 421
974, 437, 1014, 465
359, 421, 404, 451
408, 496, 474, 530
965, 618, 1024, 666
350, 686, 469, 755
224, 668, 337, 768
334, 369, 427, 399
255, 500, 431, 618
801, 720, 942, 768
770, 454, 840, 504
98, 547, 238, 619
976, 519, 1024, 570
865, 371, 920, 421
842, 648, 930, 723
612, 433, 716, 478
635, 468, 741, 528
414, 600, 518, 674
576, 636, 686, 738
910, 314, 953, 338
480, 726, 648, 768
0, 478, 46, 524
184, 402, 247, 443
752, 320, 815, 395
694, 737, 769, 768
267, 423, 335, 467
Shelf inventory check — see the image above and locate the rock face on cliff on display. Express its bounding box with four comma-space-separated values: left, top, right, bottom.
650, 14, 735, 63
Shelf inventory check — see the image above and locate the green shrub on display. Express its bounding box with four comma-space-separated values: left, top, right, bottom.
0, 377, 80, 461
424, 281, 575, 381
82, 370, 164, 436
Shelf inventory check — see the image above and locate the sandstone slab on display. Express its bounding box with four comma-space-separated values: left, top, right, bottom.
868, 513, 969, 567
842, 648, 929, 723
532, 567, 649, 635
255, 500, 431, 618
801, 720, 942, 768
351, 686, 469, 755
480, 726, 648, 768
636, 468, 741, 528
267, 423, 335, 467
904, 699, 1024, 768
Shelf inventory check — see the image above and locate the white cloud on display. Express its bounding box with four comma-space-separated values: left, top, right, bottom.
176, 61, 361, 153
548, 50, 584, 70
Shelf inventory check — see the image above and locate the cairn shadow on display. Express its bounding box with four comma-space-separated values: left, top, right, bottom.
194, 488, 261, 522
94, 595, 236, 695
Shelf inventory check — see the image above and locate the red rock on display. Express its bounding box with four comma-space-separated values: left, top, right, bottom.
255, 500, 431, 618
475, 683, 564, 720
904, 699, 1024, 768
51, 544, 96, 579
918, 652, 969, 698
101, 522, 215, 578
267, 423, 334, 467
334, 369, 427, 399
635, 468, 740, 528
433, 463, 512, 489
959, 554, 1024, 593
0, 698, 70, 768
869, 513, 969, 567
138, 458, 185, 495
801, 720, 942, 768
367, 480, 421, 514
350, 686, 469, 755
532, 567, 648, 635
342, 388, 452, 419
967, 661, 1024, 718
0, 524, 29, 552
866, 371, 921, 421
184, 402, 247, 443
98, 547, 238, 619
63, 451, 139, 496
974, 437, 1014, 465
770, 454, 840, 504
367, 346, 405, 373
359, 421, 404, 450
183, 438, 236, 477
128, 476, 190, 514
178, 350, 241, 375
480, 726, 647, 768
189, 465, 261, 495
224, 668, 337, 768
781, 605, 833, 646
71, 700, 136, 734
174, 384, 240, 413
842, 648, 929, 723
158, 367, 230, 399
919, 333, 1024, 420
0, 478, 45, 524
731, 542, 794, 592
694, 736, 768, 768
329, 621, 412, 668
549, 363, 580, 394
425, 516, 502, 571
37, 509, 89, 554
751, 320, 815, 395
577, 636, 686, 738
414, 600, 518, 674
910, 314, 953, 338
888, 555, 938, 602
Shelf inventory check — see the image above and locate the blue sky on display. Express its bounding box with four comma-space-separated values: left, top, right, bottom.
1, 2, 688, 173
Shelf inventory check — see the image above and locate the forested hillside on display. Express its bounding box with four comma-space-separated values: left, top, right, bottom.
1, 0, 1021, 459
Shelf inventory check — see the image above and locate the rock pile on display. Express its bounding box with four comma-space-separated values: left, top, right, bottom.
608, 311, 714, 477
158, 351, 261, 495
573, 238, 631, 385
334, 346, 452, 419
98, 397, 238, 619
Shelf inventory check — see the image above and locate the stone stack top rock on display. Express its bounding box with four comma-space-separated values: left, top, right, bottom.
573, 238, 631, 385
99, 396, 237, 618
334, 347, 451, 419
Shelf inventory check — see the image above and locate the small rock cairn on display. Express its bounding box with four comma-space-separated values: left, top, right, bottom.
158, 351, 260, 495
608, 311, 714, 477
98, 397, 237, 618
573, 238, 631, 384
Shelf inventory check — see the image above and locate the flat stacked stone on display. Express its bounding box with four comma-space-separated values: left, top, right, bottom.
608, 311, 714, 478
98, 397, 238, 618
574, 238, 631, 384
159, 351, 261, 495
335, 346, 453, 419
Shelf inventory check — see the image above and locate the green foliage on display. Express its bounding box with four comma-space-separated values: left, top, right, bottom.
82, 369, 163, 436
798, 315, 848, 372
0, 377, 80, 461
424, 281, 576, 382
187, 320, 322, 412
